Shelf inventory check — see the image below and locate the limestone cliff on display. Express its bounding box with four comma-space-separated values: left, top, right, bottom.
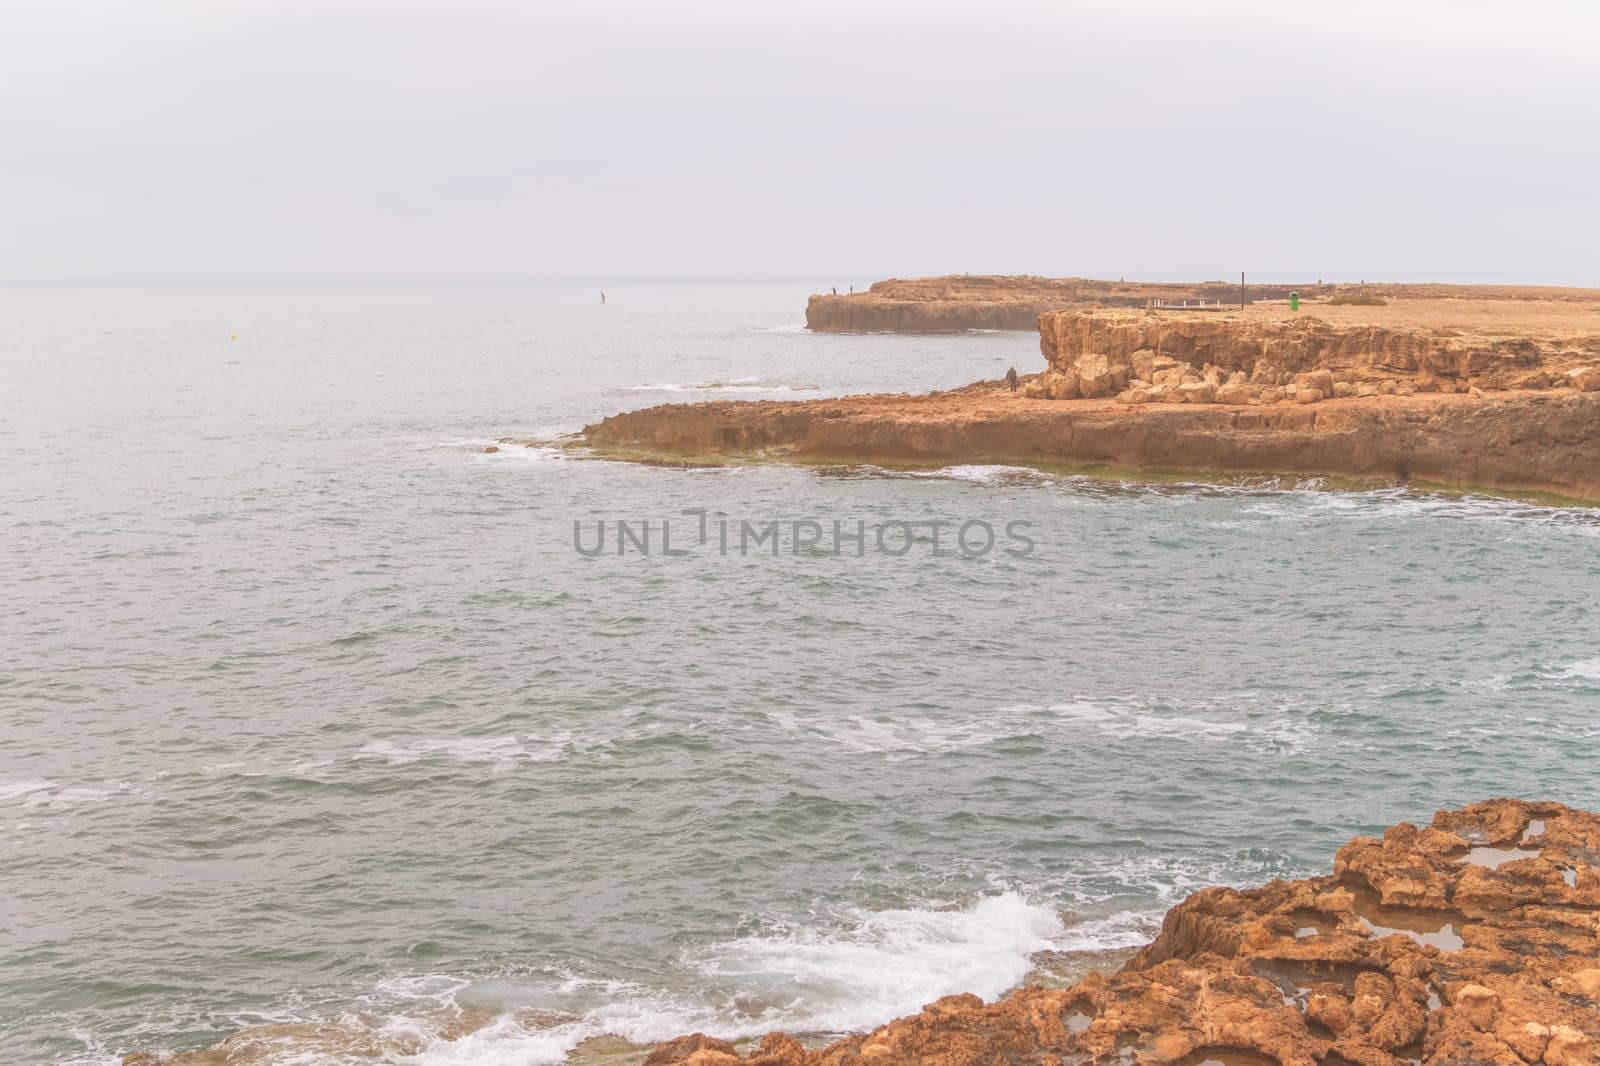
804, 277, 1600, 334
573, 383, 1600, 501
1037, 308, 1600, 398
806, 277, 1327, 333
648, 799, 1600, 1066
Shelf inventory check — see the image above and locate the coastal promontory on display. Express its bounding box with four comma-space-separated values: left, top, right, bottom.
573, 289, 1600, 500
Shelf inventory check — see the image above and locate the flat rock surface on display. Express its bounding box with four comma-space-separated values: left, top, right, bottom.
804, 277, 1600, 333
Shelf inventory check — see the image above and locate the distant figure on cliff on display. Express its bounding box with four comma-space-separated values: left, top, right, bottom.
1006, 366, 1019, 393
832, 286, 837, 295
600, 292, 606, 304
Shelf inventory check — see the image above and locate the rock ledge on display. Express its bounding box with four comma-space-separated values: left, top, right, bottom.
647, 800, 1600, 1066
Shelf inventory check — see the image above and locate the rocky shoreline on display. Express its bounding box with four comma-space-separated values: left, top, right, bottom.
573, 295, 1600, 501
648, 799, 1600, 1066
123, 801, 1600, 1065
573, 384, 1600, 502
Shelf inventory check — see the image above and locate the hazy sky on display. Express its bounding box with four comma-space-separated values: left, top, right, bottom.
3, 1, 1597, 282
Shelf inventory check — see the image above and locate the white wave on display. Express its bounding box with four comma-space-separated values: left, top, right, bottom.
476, 441, 563, 464
352, 734, 573, 769
690, 891, 1063, 1035
0, 779, 132, 811
745, 323, 808, 333
621, 377, 820, 394
1050, 909, 1160, 953
899, 464, 1057, 485
1552, 658, 1600, 682
403, 1015, 593, 1066
90, 893, 1075, 1065
1125, 714, 1249, 740
0, 779, 57, 803
770, 698, 1298, 760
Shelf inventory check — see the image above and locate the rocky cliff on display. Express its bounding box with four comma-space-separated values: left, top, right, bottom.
1034, 308, 1600, 404
806, 277, 1327, 333
804, 278, 1600, 334
573, 382, 1600, 501
647, 799, 1600, 1066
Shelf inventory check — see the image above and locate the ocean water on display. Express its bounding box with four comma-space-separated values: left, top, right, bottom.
3, 281, 1598, 1064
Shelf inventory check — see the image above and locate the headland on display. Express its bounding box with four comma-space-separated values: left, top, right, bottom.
575, 286, 1600, 501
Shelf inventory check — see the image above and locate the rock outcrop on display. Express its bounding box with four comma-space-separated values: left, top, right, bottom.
806, 277, 1329, 333
646, 800, 1600, 1066
1036, 309, 1600, 405
805, 277, 1600, 334
572, 382, 1600, 501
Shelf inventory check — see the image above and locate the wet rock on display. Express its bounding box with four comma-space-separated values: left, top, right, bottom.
645, 800, 1600, 1066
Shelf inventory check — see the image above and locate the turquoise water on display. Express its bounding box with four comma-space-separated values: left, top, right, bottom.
3, 282, 1598, 1063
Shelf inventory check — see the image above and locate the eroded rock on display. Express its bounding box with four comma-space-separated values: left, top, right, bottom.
645, 800, 1600, 1066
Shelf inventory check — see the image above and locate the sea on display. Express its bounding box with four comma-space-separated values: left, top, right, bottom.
3, 280, 1598, 1064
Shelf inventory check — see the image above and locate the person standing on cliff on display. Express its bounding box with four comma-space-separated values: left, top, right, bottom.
1006, 366, 1019, 393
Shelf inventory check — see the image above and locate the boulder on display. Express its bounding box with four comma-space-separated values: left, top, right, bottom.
1357, 382, 1380, 397
1178, 381, 1217, 404
1259, 386, 1287, 404
1075, 353, 1121, 399
1568, 365, 1600, 392
1250, 362, 1285, 386
1130, 348, 1158, 379
1024, 369, 1080, 400
1296, 387, 1325, 404
1333, 381, 1359, 398
1293, 369, 1336, 397
1215, 382, 1255, 405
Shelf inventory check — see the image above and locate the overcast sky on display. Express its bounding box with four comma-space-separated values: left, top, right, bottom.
2, 1, 1597, 282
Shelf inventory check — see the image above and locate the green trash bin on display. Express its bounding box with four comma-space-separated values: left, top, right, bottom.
1289, 291, 1300, 312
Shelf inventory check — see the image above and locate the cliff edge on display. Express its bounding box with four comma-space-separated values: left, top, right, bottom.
806, 276, 1326, 333
804, 277, 1600, 334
